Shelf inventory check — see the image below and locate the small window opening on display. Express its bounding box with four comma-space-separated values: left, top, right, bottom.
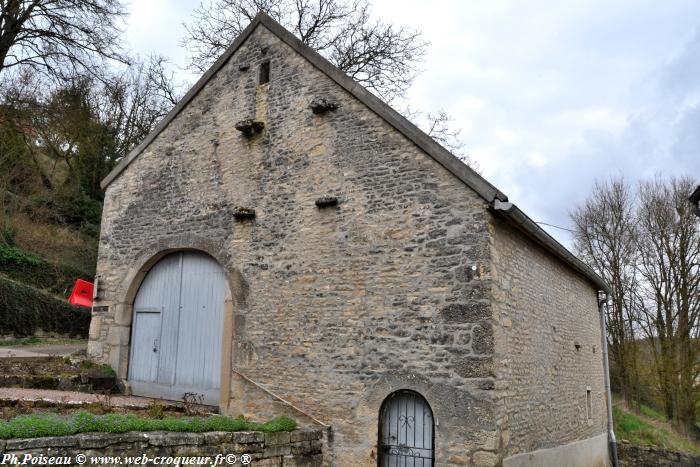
259, 61, 270, 84
586, 388, 592, 420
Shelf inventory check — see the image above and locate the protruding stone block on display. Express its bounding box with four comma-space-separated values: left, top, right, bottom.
235, 119, 265, 136
309, 98, 339, 114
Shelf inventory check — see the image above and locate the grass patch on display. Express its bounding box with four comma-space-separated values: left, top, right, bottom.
0, 243, 93, 296
638, 404, 668, 423
79, 361, 115, 377
3, 211, 97, 274
613, 405, 700, 455
0, 412, 296, 439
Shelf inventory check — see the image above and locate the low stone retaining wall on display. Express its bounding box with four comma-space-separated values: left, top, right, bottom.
0, 373, 116, 393
0, 430, 323, 466
618, 440, 700, 466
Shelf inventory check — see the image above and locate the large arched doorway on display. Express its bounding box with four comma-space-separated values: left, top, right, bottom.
378, 390, 435, 467
128, 251, 227, 405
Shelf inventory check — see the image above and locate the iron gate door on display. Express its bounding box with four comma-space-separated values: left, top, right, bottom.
128, 251, 225, 405
379, 390, 434, 467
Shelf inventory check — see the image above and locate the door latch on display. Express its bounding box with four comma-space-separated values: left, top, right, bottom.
153, 338, 159, 353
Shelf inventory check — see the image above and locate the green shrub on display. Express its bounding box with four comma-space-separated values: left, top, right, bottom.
0, 412, 297, 439
0, 244, 43, 267
28, 190, 102, 233
99, 364, 116, 377
0, 275, 91, 338
0, 244, 92, 296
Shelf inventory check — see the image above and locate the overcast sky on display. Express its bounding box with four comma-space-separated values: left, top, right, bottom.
124, 0, 700, 247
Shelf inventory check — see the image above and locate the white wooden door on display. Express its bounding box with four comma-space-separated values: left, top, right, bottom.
128, 251, 226, 405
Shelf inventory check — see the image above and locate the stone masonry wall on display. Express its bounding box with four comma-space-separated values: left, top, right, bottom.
91, 24, 498, 466
489, 216, 607, 461
0, 430, 323, 466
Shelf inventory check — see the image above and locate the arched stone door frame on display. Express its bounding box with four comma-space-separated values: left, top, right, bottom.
378, 389, 435, 467
108, 235, 247, 411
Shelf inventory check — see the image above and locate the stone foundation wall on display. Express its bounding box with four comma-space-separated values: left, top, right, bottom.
618, 441, 700, 466
0, 430, 323, 466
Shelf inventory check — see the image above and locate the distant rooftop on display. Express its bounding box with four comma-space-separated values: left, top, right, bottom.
690, 185, 700, 203
690, 185, 700, 216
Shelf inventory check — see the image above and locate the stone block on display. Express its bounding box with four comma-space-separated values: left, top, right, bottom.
289, 431, 321, 442
145, 432, 204, 446
262, 444, 292, 457
282, 453, 324, 466
232, 432, 265, 444
202, 432, 234, 444
107, 326, 130, 346
265, 432, 291, 446
251, 457, 283, 466
88, 316, 103, 340
113, 304, 133, 326
86, 340, 103, 359
78, 432, 147, 449
471, 324, 494, 355
440, 302, 489, 323
472, 451, 498, 466
455, 356, 494, 378
6, 436, 80, 450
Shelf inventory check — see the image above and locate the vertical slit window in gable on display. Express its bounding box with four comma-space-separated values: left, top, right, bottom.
259, 61, 270, 84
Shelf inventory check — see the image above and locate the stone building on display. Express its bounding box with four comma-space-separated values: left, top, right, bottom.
89, 12, 614, 467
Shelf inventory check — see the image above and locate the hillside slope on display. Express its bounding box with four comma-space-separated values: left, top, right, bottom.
614, 396, 700, 456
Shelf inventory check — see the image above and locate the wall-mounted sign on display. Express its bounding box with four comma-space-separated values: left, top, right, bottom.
92, 305, 109, 313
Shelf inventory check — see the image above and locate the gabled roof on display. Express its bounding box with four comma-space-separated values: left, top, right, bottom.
100, 12, 610, 294
101, 12, 506, 202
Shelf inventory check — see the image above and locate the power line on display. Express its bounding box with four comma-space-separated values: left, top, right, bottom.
535, 221, 576, 233
535, 219, 700, 237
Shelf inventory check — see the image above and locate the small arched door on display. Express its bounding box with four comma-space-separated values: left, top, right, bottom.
379, 390, 435, 467
128, 251, 226, 405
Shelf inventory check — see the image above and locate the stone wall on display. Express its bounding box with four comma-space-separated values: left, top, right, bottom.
618, 441, 700, 466
490, 217, 607, 462
91, 23, 498, 466
0, 430, 323, 466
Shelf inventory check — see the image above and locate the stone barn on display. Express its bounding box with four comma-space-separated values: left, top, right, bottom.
89, 12, 614, 467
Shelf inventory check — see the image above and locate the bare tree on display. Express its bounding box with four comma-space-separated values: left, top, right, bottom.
635, 176, 700, 434
572, 178, 641, 406
0, 0, 127, 79
95, 55, 183, 161
398, 106, 475, 169
182, 0, 427, 102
